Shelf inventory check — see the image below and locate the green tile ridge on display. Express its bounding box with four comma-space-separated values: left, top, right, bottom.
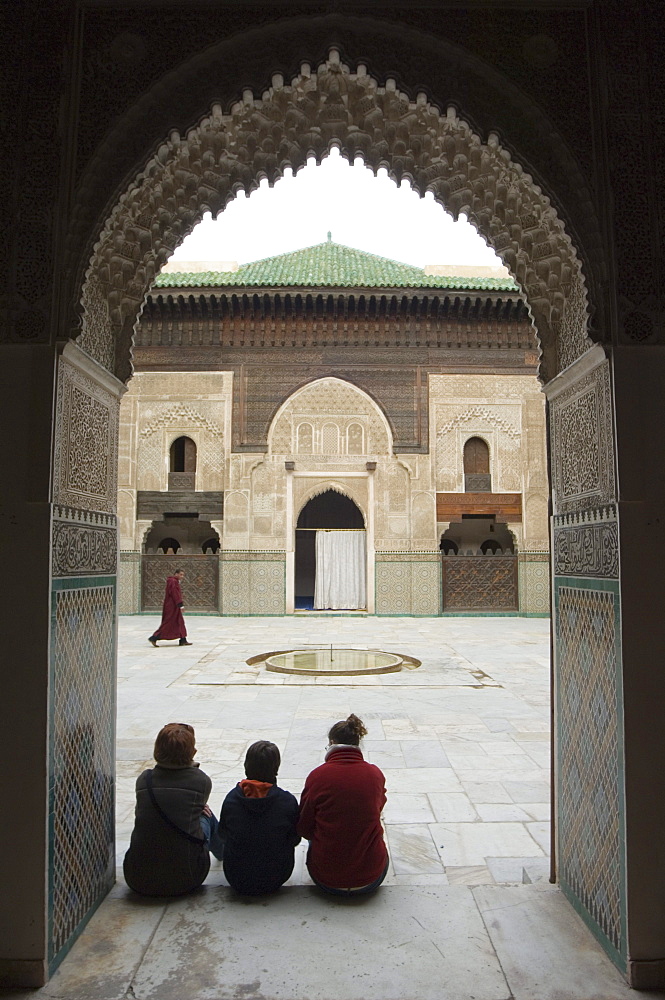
154, 241, 518, 292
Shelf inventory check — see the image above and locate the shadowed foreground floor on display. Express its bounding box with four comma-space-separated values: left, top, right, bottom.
4, 616, 663, 1000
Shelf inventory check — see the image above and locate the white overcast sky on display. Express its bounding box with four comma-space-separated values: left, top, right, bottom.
170, 148, 501, 268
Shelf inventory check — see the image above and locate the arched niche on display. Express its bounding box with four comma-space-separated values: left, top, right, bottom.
169, 435, 197, 473
463, 435, 491, 492
75, 47, 597, 387
268, 376, 392, 456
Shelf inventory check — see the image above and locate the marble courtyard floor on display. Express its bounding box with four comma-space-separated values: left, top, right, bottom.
116, 614, 553, 886
7, 615, 662, 1000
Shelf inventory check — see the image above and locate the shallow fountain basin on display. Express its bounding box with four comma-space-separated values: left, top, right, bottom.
246, 647, 421, 676
266, 648, 403, 676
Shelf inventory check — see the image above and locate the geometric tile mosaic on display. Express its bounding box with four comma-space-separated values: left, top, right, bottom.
221, 558, 285, 615
49, 583, 116, 966
375, 558, 440, 615
518, 555, 550, 614
555, 583, 625, 961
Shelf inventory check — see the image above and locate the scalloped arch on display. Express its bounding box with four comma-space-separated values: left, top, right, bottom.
297, 482, 366, 524
440, 406, 519, 441
80, 48, 592, 384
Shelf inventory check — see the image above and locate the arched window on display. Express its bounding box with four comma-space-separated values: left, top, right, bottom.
201, 537, 220, 554
297, 423, 314, 453
321, 423, 339, 455
480, 538, 502, 555
440, 539, 459, 555
347, 423, 364, 455
463, 437, 491, 492
170, 436, 197, 473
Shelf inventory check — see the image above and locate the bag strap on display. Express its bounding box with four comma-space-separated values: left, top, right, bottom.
145, 769, 206, 845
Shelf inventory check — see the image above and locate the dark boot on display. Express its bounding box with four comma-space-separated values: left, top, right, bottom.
179, 638, 192, 646
148, 636, 158, 647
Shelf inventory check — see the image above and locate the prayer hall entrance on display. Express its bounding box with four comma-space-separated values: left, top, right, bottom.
4, 6, 665, 994
295, 490, 367, 611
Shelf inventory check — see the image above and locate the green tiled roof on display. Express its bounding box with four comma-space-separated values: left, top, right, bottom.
154, 241, 518, 292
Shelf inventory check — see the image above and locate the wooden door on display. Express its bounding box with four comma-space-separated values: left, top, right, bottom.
464, 437, 491, 492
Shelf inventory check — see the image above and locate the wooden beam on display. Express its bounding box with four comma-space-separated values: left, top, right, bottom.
436, 492, 522, 521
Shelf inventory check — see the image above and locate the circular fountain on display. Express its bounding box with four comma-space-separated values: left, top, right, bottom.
247, 647, 420, 676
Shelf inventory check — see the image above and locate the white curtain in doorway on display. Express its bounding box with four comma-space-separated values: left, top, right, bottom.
314, 530, 366, 610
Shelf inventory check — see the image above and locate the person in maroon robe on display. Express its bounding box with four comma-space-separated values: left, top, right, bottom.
149, 570, 192, 647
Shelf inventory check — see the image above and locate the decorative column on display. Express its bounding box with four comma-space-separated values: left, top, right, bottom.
546, 345, 626, 970
48, 342, 125, 973
285, 462, 295, 613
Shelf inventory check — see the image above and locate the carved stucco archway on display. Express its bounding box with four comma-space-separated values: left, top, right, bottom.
35, 22, 643, 987
79, 49, 591, 386
267, 375, 394, 457
297, 481, 367, 525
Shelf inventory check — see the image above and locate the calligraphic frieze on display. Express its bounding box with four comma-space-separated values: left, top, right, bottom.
553, 505, 619, 579
52, 506, 118, 577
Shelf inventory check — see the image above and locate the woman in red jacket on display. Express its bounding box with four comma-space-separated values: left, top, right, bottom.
298, 713, 389, 894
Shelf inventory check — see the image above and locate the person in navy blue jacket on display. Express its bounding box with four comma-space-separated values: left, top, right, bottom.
219, 741, 300, 895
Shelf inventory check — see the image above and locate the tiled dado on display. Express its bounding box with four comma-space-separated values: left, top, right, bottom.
48, 577, 116, 971
220, 552, 286, 615
554, 577, 626, 969
375, 554, 441, 616
517, 552, 550, 615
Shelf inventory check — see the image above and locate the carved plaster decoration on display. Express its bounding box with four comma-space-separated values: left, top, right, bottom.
411, 491, 436, 542
437, 405, 520, 441
139, 402, 223, 439
553, 505, 619, 579
53, 355, 120, 514
82, 52, 588, 384
498, 440, 522, 492
548, 356, 615, 515
523, 493, 549, 548
79, 274, 116, 372
52, 506, 118, 577
397, 458, 418, 479
435, 402, 522, 492
429, 374, 541, 400
268, 377, 391, 455
295, 479, 367, 523
555, 271, 593, 372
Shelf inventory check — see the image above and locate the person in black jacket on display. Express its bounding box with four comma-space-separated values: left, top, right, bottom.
220, 741, 300, 895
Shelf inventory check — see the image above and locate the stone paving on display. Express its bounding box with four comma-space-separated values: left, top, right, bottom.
6, 616, 663, 1000
116, 614, 552, 887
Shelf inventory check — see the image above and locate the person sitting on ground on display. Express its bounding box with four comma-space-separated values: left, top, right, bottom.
219, 740, 300, 895
298, 713, 389, 895
123, 722, 223, 896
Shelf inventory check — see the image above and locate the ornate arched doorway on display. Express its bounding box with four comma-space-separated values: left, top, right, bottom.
7, 15, 660, 989
296, 489, 366, 610
53, 50, 619, 978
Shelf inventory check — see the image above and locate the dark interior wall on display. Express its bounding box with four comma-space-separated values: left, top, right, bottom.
297, 491, 365, 529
